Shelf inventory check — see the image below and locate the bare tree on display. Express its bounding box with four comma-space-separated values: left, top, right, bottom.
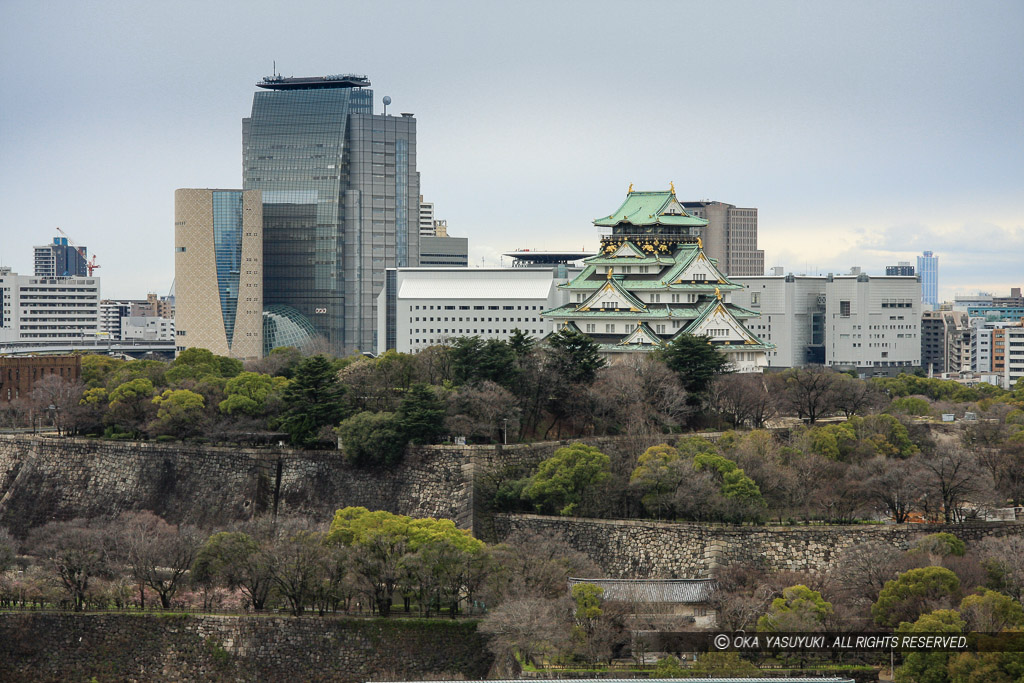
709, 564, 774, 630
778, 366, 839, 424
859, 457, 927, 523
479, 596, 572, 674
29, 375, 85, 435
445, 381, 521, 443
114, 511, 203, 609
832, 374, 885, 418
27, 519, 112, 611
713, 373, 777, 428
919, 439, 996, 523
979, 535, 1024, 602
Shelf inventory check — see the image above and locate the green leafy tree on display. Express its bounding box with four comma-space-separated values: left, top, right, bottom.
629, 444, 685, 517
912, 533, 966, 558
327, 507, 483, 617
218, 372, 288, 416
450, 336, 518, 388
396, 383, 447, 445
336, 411, 408, 467
872, 566, 961, 627
278, 355, 347, 448
151, 389, 205, 435
895, 609, 964, 683
656, 333, 730, 398
165, 347, 242, 384
958, 589, 1024, 632
693, 452, 764, 503
522, 444, 611, 515
107, 377, 155, 434
889, 396, 932, 416
757, 584, 833, 631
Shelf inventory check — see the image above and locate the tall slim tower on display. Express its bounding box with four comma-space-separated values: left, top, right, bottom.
917, 250, 938, 306
243, 73, 420, 355
174, 189, 263, 359
679, 201, 763, 276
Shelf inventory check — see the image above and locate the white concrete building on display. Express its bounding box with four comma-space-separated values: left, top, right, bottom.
0, 267, 100, 343
376, 267, 578, 354
1006, 326, 1024, 390
121, 316, 175, 341
732, 273, 921, 376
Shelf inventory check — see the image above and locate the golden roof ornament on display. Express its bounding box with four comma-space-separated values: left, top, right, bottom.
697, 236, 703, 249
715, 287, 722, 300
607, 266, 613, 280
628, 183, 634, 194
669, 181, 675, 195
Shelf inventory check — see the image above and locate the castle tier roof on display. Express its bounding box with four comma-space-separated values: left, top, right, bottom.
593, 190, 708, 229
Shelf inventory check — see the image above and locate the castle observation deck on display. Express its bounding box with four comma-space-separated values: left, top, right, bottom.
256, 74, 371, 90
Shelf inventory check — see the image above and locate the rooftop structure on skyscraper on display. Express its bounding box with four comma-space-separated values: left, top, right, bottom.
503, 250, 594, 267
256, 74, 371, 90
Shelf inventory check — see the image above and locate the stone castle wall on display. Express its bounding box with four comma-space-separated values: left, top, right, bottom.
493, 513, 1024, 577
0, 612, 491, 683
0, 433, 671, 538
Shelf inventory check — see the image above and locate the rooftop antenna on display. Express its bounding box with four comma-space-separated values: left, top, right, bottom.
382, 95, 391, 116
273, 60, 276, 77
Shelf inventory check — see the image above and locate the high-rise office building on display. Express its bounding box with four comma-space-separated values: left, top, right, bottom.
917, 250, 938, 306
680, 201, 764, 276
34, 237, 88, 278
243, 73, 420, 355
174, 189, 263, 359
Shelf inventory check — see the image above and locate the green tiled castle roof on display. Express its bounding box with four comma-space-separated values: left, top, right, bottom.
594, 190, 708, 228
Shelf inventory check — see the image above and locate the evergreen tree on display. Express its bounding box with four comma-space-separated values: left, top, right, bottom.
277, 355, 347, 448
657, 333, 730, 397
396, 383, 447, 445
546, 326, 604, 384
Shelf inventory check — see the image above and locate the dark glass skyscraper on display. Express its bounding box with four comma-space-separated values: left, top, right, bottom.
243, 74, 420, 354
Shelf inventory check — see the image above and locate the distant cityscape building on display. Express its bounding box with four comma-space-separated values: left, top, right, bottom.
34, 237, 88, 278
920, 309, 971, 376
732, 273, 921, 375
1005, 326, 1024, 389
419, 196, 435, 236
121, 316, 175, 341
174, 189, 263, 359
542, 189, 771, 372
0, 267, 100, 343
917, 250, 938, 306
679, 200, 763, 276
243, 73, 420, 355
418, 236, 468, 267
886, 261, 915, 276
376, 266, 578, 354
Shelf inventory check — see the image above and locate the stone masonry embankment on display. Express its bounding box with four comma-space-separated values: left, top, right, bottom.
493, 513, 1024, 577
0, 433, 673, 538
0, 612, 492, 683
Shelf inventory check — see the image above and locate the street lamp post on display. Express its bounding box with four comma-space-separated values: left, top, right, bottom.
501, 419, 508, 445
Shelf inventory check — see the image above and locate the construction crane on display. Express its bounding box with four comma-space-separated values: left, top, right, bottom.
55, 227, 100, 276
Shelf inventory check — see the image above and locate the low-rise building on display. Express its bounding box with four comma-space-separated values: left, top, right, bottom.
0, 355, 81, 402
121, 316, 175, 341
731, 272, 921, 375
376, 266, 577, 354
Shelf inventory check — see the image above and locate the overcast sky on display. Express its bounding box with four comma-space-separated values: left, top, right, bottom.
2, 0, 1021, 301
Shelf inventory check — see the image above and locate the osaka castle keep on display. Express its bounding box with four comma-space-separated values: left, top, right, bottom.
541, 186, 772, 373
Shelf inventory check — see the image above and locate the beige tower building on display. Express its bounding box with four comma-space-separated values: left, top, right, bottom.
681, 201, 764, 276
174, 189, 263, 359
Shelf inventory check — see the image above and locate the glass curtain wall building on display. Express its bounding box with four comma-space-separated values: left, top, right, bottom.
917, 250, 938, 307
243, 74, 420, 355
